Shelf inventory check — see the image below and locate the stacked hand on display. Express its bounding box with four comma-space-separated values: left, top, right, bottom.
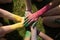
24, 4, 50, 27
24, 12, 38, 28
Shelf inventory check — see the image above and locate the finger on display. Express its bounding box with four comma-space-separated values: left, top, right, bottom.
24, 18, 32, 24
24, 18, 28, 24
25, 13, 31, 19
24, 16, 32, 24
28, 19, 35, 25
24, 18, 37, 27
24, 20, 30, 27
24, 20, 35, 27
24, 20, 31, 27
28, 18, 38, 24
24, 18, 38, 27
31, 21, 37, 28
26, 20, 35, 27
25, 16, 28, 20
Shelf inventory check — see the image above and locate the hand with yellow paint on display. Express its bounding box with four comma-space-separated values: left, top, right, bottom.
0, 8, 31, 37
0, 22, 24, 37
0, 8, 25, 22
0, 9, 25, 37
0, 8, 29, 27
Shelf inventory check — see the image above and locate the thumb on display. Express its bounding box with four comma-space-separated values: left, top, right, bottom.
25, 11, 32, 17
20, 17, 25, 24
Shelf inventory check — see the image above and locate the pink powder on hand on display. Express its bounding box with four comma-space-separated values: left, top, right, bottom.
34, 4, 51, 17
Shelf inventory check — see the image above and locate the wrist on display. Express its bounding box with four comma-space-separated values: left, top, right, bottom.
33, 13, 39, 18
34, 4, 51, 17
10, 23, 23, 30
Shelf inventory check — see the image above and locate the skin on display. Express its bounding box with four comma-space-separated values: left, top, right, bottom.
24, 1, 60, 40
25, 17, 54, 40
0, 8, 24, 37
43, 15, 60, 28
42, 5, 60, 28
0, 9, 24, 22
0, 0, 12, 4
25, 0, 60, 39
39, 32, 53, 40
0, 22, 23, 37
31, 27, 53, 40
25, 0, 54, 40
42, 5, 60, 17
24, 26, 53, 40
24, 31, 31, 40
26, 4, 50, 24
26, 0, 60, 28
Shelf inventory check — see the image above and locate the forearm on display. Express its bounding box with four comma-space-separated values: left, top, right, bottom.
37, 30, 53, 40
0, 9, 24, 22
0, 22, 23, 36
42, 4, 60, 17
39, 32, 53, 40
34, 4, 50, 17
41, 0, 60, 17
33, 0, 60, 17
49, 0, 60, 9
24, 31, 31, 40
43, 16, 60, 28
0, 0, 12, 4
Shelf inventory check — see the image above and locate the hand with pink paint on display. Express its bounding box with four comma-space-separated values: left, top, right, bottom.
26, 12, 38, 23
25, 4, 50, 24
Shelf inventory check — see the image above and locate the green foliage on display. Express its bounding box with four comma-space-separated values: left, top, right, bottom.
13, 0, 25, 16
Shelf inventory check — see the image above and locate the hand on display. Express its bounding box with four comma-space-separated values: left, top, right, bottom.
25, 13, 38, 25
24, 13, 38, 28
25, 21, 37, 32
20, 17, 25, 24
